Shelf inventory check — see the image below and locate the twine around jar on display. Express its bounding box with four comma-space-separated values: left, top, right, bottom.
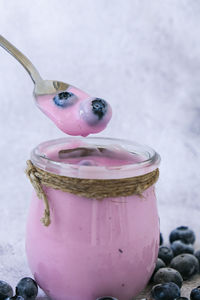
25, 160, 159, 227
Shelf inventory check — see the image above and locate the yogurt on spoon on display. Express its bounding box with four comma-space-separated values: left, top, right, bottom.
36, 85, 112, 137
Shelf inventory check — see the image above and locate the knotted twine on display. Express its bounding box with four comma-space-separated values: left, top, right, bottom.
25, 160, 159, 227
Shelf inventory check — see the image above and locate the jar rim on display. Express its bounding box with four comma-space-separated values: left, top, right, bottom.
30, 137, 161, 179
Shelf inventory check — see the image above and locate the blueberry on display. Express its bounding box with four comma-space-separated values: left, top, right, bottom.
96, 298, 118, 300
15, 278, 38, 300
160, 233, 163, 245
194, 250, 200, 265
0, 281, 13, 299
175, 298, 189, 300
91, 98, 107, 120
170, 254, 199, 280
9, 296, 25, 300
154, 258, 166, 273
151, 282, 180, 300
190, 287, 200, 300
169, 226, 195, 244
80, 97, 111, 125
53, 91, 77, 107
150, 258, 166, 281
171, 240, 194, 256
158, 246, 174, 265
153, 267, 183, 288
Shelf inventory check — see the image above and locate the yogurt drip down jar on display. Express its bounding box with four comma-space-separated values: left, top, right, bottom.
25, 137, 161, 300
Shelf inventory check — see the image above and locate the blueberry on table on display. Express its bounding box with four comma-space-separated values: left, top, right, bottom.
169, 226, 195, 244
160, 233, 163, 245
150, 258, 166, 281
158, 246, 174, 265
9, 296, 25, 300
0, 280, 13, 299
153, 267, 183, 288
170, 253, 199, 280
96, 297, 118, 300
190, 287, 200, 300
151, 282, 180, 300
194, 250, 200, 265
154, 258, 166, 273
171, 240, 194, 256
15, 278, 38, 300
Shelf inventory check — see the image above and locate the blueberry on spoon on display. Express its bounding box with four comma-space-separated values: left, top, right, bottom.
92, 98, 107, 120
80, 97, 111, 126
53, 91, 77, 108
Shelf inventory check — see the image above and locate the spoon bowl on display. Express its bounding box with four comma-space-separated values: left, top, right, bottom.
34, 79, 69, 96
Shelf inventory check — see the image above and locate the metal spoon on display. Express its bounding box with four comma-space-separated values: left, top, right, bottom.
0, 35, 69, 96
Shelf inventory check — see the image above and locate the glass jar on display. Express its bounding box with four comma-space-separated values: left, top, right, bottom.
25, 137, 161, 300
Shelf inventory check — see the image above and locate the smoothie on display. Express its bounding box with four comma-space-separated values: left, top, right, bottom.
26, 137, 160, 300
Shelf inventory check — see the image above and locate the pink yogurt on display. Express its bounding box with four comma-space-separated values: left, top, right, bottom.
26, 137, 161, 300
36, 86, 112, 136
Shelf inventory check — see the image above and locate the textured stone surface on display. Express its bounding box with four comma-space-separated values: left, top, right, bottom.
0, 1, 200, 299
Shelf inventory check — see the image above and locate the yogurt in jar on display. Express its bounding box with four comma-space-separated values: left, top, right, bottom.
26, 137, 160, 300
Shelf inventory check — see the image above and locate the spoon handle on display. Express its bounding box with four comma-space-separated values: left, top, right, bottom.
0, 35, 43, 84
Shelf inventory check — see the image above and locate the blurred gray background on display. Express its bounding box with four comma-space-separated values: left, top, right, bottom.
0, 0, 200, 296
